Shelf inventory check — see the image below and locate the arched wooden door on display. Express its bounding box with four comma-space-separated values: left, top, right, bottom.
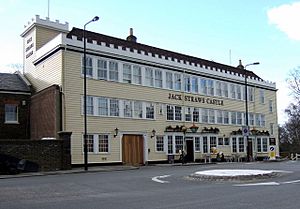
122, 134, 144, 165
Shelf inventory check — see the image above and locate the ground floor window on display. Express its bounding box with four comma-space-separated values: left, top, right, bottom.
83, 134, 110, 153
5, 104, 18, 123
156, 136, 164, 152
257, 137, 268, 153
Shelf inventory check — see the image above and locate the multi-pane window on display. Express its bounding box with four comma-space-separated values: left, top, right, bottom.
237, 112, 243, 125
86, 135, 94, 153
154, 69, 162, 88
168, 136, 173, 154
224, 111, 229, 124
185, 107, 192, 122
222, 82, 229, 98
269, 100, 273, 113
200, 79, 207, 95
191, 77, 198, 93
231, 112, 237, 125
262, 138, 268, 152
238, 137, 244, 152
174, 106, 182, 121
110, 99, 119, 116
184, 75, 191, 92
209, 109, 215, 124
87, 96, 94, 115
166, 72, 173, 89
156, 136, 164, 152
193, 108, 200, 122
203, 136, 208, 153
224, 138, 230, 145
217, 110, 223, 124
97, 59, 107, 80
249, 87, 254, 102
202, 109, 208, 123
109, 61, 118, 81
216, 81, 222, 97
133, 65, 142, 84
249, 113, 254, 126
210, 136, 217, 151
98, 134, 109, 153
270, 123, 274, 135
230, 84, 236, 99
232, 137, 237, 153
134, 101, 143, 118
257, 137, 262, 152
259, 89, 265, 104
261, 114, 266, 127
236, 85, 242, 100
174, 73, 181, 91
124, 100, 133, 117
195, 137, 200, 151
256, 114, 261, 126
5, 104, 18, 123
207, 80, 214, 96
98, 97, 108, 116
146, 103, 154, 119
218, 137, 224, 145
167, 105, 174, 120
123, 64, 132, 83
145, 67, 154, 86
82, 56, 93, 77
175, 136, 184, 153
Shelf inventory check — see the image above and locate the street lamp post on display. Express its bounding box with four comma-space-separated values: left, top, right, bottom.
83, 16, 99, 171
239, 60, 259, 162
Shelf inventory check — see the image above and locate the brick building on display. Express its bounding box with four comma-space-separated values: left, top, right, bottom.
0, 72, 31, 139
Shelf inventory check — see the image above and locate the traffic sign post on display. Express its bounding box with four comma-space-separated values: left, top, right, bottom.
269, 146, 276, 160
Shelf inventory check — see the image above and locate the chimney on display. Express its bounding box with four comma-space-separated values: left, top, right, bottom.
126, 28, 137, 43
237, 60, 244, 69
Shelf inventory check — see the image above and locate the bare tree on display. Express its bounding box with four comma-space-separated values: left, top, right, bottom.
287, 66, 300, 102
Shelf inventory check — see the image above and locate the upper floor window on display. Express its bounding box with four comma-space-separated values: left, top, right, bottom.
230, 84, 236, 99
154, 69, 162, 88
134, 101, 143, 118
5, 104, 18, 123
207, 80, 214, 96
174, 73, 181, 91
145, 67, 154, 87
97, 59, 107, 80
184, 75, 191, 92
200, 79, 207, 95
145, 103, 155, 119
82, 56, 93, 77
98, 97, 108, 116
109, 61, 118, 81
166, 72, 173, 89
222, 82, 229, 98
236, 85, 242, 100
123, 100, 133, 117
193, 108, 200, 122
87, 96, 94, 115
191, 77, 198, 93
110, 99, 119, 116
269, 100, 273, 113
249, 87, 254, 102
259, 89, 265, 104
133, 65, 142, 85
123, 63, 132, 83
216, 81, 222, 97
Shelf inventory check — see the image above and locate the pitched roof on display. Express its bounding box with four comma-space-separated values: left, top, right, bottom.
0, 73, 31, 93
67, 27, 260, 80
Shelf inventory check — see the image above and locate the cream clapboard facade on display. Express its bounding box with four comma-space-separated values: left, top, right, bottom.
21, 15, 279, 165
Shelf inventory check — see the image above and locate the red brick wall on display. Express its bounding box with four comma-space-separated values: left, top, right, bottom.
30, 85, 61, 140
0, 93, 31, 139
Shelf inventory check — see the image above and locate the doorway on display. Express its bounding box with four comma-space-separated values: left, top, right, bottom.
122, 134, 144, 165
185, 139, 194, 162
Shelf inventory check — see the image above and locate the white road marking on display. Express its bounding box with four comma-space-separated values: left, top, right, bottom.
234, 182, 280, 187
234, 179, 300, 187
152, 175, 171, 184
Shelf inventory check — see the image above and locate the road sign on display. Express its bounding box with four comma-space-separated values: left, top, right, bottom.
269, 146, 276, 160
242, 126, 249, 136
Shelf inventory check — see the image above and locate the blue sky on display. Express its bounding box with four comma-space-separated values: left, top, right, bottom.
0, 0, 299, 124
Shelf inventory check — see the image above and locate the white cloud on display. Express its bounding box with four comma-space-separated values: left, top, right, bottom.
267, 2, 300, 41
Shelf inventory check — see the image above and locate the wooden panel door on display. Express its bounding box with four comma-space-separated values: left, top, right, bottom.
122, 135, 144, 165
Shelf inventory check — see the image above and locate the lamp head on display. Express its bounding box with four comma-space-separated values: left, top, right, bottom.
93, 16, 99, 22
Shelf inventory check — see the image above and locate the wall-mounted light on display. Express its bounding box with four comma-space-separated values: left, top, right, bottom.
114, 128, 119, 137
151, 129, 156, 138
